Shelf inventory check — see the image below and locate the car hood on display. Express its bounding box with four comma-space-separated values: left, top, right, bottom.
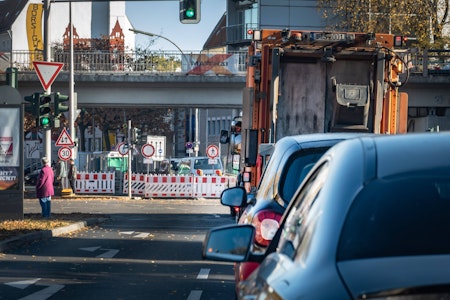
337, 255, 450, 298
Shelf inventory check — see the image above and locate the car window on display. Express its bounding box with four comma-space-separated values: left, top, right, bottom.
278, 162, 330, 260
193, 158, 222, 170
278, 149, 330, 203
338, 169, 450, 261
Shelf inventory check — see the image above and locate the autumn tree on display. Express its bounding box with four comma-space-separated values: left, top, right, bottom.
73, 107, 174, 152
318, 0, 450, 48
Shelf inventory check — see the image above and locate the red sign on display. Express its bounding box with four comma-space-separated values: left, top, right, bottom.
55, 128, 74, 147
33, 61, 64, 90
58, 147, 72, 161
206, 145, 219, 159
141, 144, 155, 158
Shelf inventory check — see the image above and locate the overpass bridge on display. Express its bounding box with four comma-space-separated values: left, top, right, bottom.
1, 49, 450, 129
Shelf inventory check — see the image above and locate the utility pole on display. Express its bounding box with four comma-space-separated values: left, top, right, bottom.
43, 0, 52, 163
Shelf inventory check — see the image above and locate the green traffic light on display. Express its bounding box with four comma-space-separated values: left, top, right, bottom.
185, 8, 195, 18
40, 117, 50, 126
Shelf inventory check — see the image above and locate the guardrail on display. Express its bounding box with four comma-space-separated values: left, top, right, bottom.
2, 50, 248, 75
3, 48, 450, 76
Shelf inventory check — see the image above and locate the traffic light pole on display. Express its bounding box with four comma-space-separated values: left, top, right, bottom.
43, 0, 52, 164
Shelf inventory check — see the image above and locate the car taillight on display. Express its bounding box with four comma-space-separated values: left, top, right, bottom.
252, 210, 282, 247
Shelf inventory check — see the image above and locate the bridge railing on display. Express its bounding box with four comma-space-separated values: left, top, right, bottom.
4, 49, 248, 75
3, 49, 450, 76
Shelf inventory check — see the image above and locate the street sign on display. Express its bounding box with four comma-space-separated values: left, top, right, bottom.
206, 144, 219, 159
58, 147, 72, 161
117, 142, 129, 156
33, 61, 64, 90
55, 128, 74, 147
141, 143, 155, 158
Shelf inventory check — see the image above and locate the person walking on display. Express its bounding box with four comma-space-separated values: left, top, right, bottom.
68, 158, 77, 195
36, 157, 54, 218
56, 158, 68, 189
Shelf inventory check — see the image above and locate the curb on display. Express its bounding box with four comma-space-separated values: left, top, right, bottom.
0, 217, 108, 252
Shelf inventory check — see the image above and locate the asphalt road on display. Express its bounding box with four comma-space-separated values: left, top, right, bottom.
1, 197, 237, 300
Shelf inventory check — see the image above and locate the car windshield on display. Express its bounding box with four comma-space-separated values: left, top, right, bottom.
193, 158, 221, 170
338, 169, 450, 261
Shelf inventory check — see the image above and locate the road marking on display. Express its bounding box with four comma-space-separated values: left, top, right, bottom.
97, 249, 120, 258
187, 290, 202, 300
79, 246, 120, 258
79, 246, 101, 252
19, 284, 64, 300
5, 278, 40, 289
134, 232, 150, 238
197, 268, 210, 279
6, 278, 64, 300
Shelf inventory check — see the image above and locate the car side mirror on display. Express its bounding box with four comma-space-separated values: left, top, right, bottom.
220, 186, 247, 207
202, 224, 255, 262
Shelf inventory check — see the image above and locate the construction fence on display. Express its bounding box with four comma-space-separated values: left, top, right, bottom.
74, 172, 237, 198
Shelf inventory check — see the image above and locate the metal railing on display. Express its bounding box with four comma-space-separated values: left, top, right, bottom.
3, 48, 450, 76
5, 49, 249, 75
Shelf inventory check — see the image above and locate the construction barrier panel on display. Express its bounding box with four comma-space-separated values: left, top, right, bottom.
192, 176, 229, 198
123, 173, 147, 196
144, 175, 193, 198
75, 172, 115, 194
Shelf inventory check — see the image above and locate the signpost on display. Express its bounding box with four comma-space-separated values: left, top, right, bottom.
117, 142, 129, 156
206, 144, 219, 159
58, 147, 72, 161
141, 144, 155, 158
55, 128, 74, 147
33, 61, 64, 91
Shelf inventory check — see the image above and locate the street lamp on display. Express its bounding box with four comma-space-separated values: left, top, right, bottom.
128, 28, 184, 55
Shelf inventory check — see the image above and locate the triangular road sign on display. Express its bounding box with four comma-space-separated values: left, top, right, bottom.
33, 61, 64, 90
55, 128, 74, 147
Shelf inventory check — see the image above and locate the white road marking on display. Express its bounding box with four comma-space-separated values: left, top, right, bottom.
197, 268, 210, 279
19, 284, 64, 300
187, 290, 202, 300
97, 249, 120, 258
79, 246, 101, 252
5, 278, 40, 289
6, 279, 64, 300
134, 232, 150, 238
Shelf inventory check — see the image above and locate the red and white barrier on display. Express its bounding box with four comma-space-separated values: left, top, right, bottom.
192, 176, 229, 198
144, 175, 193, 198
75, 172, 115, 194
123, 173, 147, 196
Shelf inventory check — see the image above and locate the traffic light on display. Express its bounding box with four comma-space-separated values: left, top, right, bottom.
132, 127, 142, 144
53, 92, 69, 117
180, 0, 200, 24
38, 93, 52, 129
24, 93, 39, 119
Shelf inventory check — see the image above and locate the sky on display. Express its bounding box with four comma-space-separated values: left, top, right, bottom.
125, 1, 226, 52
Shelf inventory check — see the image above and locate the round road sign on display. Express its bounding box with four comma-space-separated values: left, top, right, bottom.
141, 143, 155, 158
58, 147, 72, 161
206, 144, 219, 159
117, 142, 129, 156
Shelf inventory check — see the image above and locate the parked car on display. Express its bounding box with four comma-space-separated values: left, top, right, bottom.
204, 132, 450, 299
177, 156, 223, 176
219, 132, 372, 286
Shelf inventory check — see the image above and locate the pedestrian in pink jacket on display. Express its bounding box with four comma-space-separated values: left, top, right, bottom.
36, 157, 54, 218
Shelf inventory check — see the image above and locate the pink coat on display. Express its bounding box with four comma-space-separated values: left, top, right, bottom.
36, 165, 55, 198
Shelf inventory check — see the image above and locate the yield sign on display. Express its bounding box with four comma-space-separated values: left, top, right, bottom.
33, 61, 64, 90
55, 128, 74, 147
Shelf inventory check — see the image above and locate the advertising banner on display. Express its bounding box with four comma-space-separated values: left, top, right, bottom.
0, 108, 20, 190
184, 53, 239, 75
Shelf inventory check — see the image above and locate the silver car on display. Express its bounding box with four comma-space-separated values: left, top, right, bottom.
203, 132, 450, 299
